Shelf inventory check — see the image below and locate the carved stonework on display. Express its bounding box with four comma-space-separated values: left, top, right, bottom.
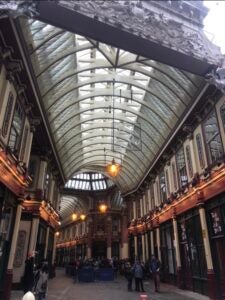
205, 67, 225, 94
0, 0, 38, 18
56, 0, 223, 66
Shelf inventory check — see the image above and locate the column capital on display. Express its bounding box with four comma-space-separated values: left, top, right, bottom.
195, 188, 205, 207
17, 196, 24, 205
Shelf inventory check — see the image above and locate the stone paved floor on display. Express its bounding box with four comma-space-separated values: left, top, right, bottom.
11, 268, 210, 300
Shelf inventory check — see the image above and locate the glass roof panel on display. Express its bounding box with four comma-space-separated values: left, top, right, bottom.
20, 18, 204, 194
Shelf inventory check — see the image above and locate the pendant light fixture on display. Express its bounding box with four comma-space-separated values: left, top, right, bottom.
105, 79, 121, 177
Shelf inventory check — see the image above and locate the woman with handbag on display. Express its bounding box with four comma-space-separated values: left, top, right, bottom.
35, 264, 48, 300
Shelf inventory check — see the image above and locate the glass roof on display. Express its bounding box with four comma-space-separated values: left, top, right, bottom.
60, 173, 122, 222
20, 18, 203, 194
65, 172, 114, 191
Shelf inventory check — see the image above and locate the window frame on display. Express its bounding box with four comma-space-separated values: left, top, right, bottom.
202, 109, 224, 165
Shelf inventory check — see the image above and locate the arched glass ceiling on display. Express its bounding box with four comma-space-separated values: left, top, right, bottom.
59, 195, 88, 221
20, 18, 204, 194
60, 172, 122, 222
65, 172, 114, 191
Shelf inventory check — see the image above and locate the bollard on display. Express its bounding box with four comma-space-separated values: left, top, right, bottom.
140, 294, 148, 300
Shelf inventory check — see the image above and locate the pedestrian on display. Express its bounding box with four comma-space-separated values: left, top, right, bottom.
132, 260, 145, 292
22, 252, 35, 294
124, 261, 133, 291
34, 263, 48, 300
149, 255, 161, 292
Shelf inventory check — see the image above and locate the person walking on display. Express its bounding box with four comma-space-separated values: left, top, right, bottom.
132, 260, 145, 292
22, 252, 35, 294
149, 255, 161, 292
124, 261, 133, 291
35, 263, 48, 300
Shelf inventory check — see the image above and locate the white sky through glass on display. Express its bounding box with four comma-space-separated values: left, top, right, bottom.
204, 0, 225, 54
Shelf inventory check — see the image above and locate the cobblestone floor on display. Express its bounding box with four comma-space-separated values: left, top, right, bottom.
11, 268, 210, 300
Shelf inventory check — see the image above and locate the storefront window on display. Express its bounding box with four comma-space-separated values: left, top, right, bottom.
160, 222, 176, 282
159, 170, 167, 202
186, 145, 193, 178
44, 171, 50, 200
112, 218, 119, 232
220, 103, 225, 132
172, 162, 178, 191
203, 110, 224, 164
20, 125, 29, 161
176, 147, 188, 188
2, 92, 14, 138
165, 169, 170, 195
210, 208, 223, 236
150, 184, 155, 210
196, 134, 205, 169
8, 101, 25, 155
179, 214, 207, 280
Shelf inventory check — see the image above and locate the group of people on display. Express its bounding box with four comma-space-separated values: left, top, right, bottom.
22, 252, 49, 300
124, 255, 161, 293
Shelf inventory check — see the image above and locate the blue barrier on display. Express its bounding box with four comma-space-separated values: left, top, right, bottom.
76, 267, 114, 282
78, 268, 95, 282
98, 268, 114, 281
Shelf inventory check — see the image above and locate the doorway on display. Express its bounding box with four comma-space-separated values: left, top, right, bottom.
92, 241, 107, 259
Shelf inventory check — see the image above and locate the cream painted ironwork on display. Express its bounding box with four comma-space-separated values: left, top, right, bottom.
20, 18, 203, 194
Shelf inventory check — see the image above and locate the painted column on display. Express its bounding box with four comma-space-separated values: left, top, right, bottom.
150, 230, 154, 255
189, 138, 198, 174
199, 205, 216, 299
51, 234, 57, 278
172, 217, 182, 288
28, 217, 39, 254
107, 245, 112, 260
144, 194, 147, 215
145, 233, 149, 261
140, 197, 143, 217
24, 129, 33, 167
141, 234, 146, 262
44, 227, 50, 259
36, 159, 47, 199
147, 188, 151, 211
121, 213, 128, 259
107, 216, 112, 259
52, 234, 57, 264
47, 175, 55, 204
156, 227, 161, 261
133, 201, 136, 219
87, 217, 93, 259
134, 235, 138, 259
4, 203, 23, 300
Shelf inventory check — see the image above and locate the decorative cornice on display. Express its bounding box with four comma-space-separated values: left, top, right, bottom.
56, 0, 223, 66
205, 67, 225, 94
0, 1, 38, 18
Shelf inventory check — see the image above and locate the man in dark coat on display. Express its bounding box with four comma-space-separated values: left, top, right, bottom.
124, 261, 133, 291
22, 252, 35, 294
149, 255, 161, 292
